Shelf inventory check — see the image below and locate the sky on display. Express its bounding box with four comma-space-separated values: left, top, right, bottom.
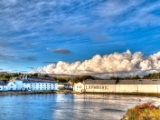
0, 0, 160, 78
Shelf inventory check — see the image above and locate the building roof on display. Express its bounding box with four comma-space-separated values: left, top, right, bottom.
24, 77, 56, 83
84, 79, 160, 84
0, 80, 8, 85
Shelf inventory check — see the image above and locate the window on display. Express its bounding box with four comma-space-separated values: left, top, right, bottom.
105, 86, 108, 90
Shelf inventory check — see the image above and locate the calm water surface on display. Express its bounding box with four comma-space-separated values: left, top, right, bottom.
0, 94, 160, 120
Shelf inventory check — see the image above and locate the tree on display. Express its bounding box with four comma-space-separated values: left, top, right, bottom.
70, 76, 94, 84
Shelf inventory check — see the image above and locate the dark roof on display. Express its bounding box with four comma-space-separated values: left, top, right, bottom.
84, 79, 160, 84
24, 78, 56, 83
23, 80, 30, 83
0, 80, 8, 85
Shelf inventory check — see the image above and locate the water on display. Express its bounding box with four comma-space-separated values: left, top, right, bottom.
0, 94, 160, 120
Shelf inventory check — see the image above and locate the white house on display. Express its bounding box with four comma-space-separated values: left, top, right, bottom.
0, 75, 58, 91
28, 77, 58, 91
74, 79, 160, 93
73, 82, 84, 92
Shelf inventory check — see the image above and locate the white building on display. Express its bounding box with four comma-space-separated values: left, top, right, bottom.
28, 77, 58, 91
58, 83, 73, 89
74, 79, 160, 93
0, 76, 58, 91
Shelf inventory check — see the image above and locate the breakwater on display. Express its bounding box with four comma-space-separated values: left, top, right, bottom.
0, 90, 74, 96
1, 90, 160, 98
0, 91, 56, 96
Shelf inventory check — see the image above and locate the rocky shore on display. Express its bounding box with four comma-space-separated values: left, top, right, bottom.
0, 91, 70, 96
1, 91, 160, 98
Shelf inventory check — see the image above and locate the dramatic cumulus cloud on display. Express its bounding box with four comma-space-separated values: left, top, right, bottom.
1, 0, 160, 72
30, 50, 160, 78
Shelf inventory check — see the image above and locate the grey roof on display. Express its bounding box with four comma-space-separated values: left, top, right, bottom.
84, 79, 160, 84
25, 77, 56, 83
0, 80, 8, 85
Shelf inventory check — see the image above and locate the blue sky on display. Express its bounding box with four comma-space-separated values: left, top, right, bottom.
0, 0, 160, 75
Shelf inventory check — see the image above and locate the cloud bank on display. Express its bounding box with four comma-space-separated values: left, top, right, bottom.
30, 50, 160, 78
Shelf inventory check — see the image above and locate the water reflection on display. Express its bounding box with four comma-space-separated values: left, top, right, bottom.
0, 94, 159, 120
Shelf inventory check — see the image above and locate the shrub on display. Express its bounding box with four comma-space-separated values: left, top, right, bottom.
122, 103, 160, 120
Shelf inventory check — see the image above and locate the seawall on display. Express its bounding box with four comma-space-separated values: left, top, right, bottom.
0, 90, 74, 96
0, 91, 56, 96
74, 92, 160, 97
1, 91, 160, 97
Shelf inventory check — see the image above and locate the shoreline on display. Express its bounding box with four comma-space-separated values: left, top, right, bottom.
0, 90, 74, 96
0, 91, 160, 97
80, 92, 160, 97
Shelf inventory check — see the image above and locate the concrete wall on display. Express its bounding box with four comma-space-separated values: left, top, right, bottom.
7, 82, 17, 90
55, 83, 58, 90
158, 85, 160, 93
74, 83, 160, 93
118, 85, 138, 93
23, 83, 30, 90
30, 82, 56, 91
15, 80, 23, 90
0, 85, 3, 91
74, 83, 84, 92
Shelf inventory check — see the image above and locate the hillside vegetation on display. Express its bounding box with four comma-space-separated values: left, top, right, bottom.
1, 72, 160, 83
122, 103, 160, 120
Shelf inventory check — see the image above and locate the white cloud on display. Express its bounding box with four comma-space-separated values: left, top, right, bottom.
30, 50, 160, 78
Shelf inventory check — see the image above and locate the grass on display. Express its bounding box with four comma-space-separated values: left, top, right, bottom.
56, 88, 66, 92
122, 103, 160, 120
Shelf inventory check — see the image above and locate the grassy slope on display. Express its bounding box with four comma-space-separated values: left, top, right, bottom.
122, 103, 160, 120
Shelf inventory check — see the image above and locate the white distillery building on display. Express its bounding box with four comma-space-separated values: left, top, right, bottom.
74, 79, 160, 93
0, 76, 58, 91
